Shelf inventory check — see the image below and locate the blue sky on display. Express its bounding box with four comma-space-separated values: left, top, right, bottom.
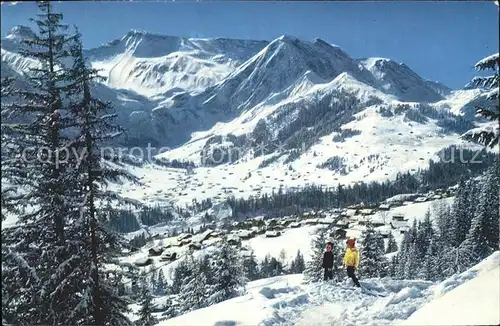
1, 1, 498, 89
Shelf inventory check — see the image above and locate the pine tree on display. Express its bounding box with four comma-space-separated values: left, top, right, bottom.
416, 232, 443, 281
199, 254, 215, 286
434, 203, 454, 246
394, 236, 410, 279
303, 228, 328, 283
388, 254, 399, 278
330, 239, 345, 281
2, 5, 140, 323
243, 250, 260, 281
207, 239, 247, 305
64, 30, 138, 325
1, 3, 86, 324
460, 164, 499, 264
359, 223, 388, 278
290, 250, 306, 274
463, 53, 499, 148
441, 245, 475, 277
116, 273, 126, 296
2, 0, 73, 243
178, 257, 211, 313
0, 77, 18, 222
171, 257, 192, 294
149, 270, 157, 293
156, 268, 167, 295
131, 274, 141, 297
479, 162, 500, 249
289, 258, 296, 274
278, 249, 287, 265
269, 257, 284, 276
160, 295, 177, 321
386, 232, 398, 254
451, 178, 474, 246
260, 254, 271, 278
416, 212, 435, 259
136, 284, 158, 326
417, 248, 435, 281
402, 243, 420, 279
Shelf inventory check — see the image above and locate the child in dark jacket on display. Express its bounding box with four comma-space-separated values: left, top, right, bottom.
322, 242, 334, 281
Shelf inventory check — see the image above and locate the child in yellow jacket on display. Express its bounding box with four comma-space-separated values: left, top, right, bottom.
344, 237, 361, 287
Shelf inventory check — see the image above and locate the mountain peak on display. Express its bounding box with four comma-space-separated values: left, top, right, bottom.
358, 57, 393, 70
276, 34, 299, 43
122, 29, 166, 40
358, 57, 448, 102
5, 25, 35, 41
122, 29, 142, 40
313, 37, 333, 47
127, 29, 147, 36
120, 29, 177, 43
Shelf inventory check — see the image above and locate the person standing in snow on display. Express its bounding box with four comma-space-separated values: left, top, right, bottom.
322, 242, 334, 281
344, 237, 361, 287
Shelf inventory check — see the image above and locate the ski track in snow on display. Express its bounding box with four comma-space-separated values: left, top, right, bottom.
260, 278, 435, 326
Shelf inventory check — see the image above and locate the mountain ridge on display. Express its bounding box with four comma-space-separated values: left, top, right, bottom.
0, 24, 491, 209
1, 25, 486, 159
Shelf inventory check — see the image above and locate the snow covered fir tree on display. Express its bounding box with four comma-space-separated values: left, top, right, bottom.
1, 1, 499, 325
359, 223, 388, 278
2, 3, 136, 325
463, 53, 499, 148
136, 283, 159, 326
303, 228, 328, 282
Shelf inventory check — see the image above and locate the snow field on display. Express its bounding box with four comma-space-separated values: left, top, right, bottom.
400, 251, 500, 325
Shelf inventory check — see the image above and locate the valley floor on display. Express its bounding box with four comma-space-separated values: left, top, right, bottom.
155, 251, 500, 326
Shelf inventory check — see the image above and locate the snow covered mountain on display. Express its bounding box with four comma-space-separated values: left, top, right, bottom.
150, 35, 384, 146
358, 57, 451, 102
149, 34, 476, 149
1, 25, 490, 205
85, 30, 268, 98
1, 25, 37, 52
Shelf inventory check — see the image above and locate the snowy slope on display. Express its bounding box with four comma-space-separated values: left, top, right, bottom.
155, 274, 305, 326
114, 92, 477, 207
1, 26, 267, 145
245, 226, 319, 263
1, 48, 40, 74
145, 37, 485, 202
434, 88, 494, 119
359, 57, 451, 102
85, 30, 268, 98
155, 251, 499, 326
401, 251, 500, 326
201, 36, 378, 112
